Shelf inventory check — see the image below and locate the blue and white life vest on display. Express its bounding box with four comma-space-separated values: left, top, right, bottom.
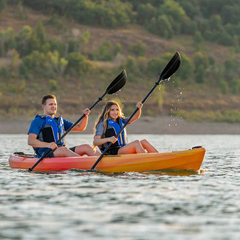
34, 115, 65, 157
99, 118, 128, 153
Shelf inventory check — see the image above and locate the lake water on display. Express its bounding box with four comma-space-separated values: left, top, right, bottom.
1, 134, 240, 240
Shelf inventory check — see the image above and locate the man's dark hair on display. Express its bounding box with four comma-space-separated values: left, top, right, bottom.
42, 95, 56, 105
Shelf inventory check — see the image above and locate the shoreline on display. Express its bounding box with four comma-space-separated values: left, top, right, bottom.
1, 115, 240, 134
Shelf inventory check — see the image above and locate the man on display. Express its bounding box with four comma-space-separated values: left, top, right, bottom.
28, 94, 100, 158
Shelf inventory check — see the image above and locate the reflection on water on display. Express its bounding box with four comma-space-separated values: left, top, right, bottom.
1, 134, 240, 239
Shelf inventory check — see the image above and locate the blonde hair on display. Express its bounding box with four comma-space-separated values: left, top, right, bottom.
94, 100, 125, 135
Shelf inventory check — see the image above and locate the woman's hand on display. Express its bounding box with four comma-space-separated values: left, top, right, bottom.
108, 136, 117, 143
136, 101, 143, 109
83, 108, 90, 116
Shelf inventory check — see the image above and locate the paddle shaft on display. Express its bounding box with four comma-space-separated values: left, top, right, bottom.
29, 93, 107, 171
91, 79, 162, 170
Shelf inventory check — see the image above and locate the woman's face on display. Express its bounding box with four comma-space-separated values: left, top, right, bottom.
109, 104, 119, 121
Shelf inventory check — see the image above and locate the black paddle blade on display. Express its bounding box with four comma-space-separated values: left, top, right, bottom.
160, 52, 181, 80
107, 70, 127, 94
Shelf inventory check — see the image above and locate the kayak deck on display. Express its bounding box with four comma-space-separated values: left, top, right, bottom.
9, 147, 206, 172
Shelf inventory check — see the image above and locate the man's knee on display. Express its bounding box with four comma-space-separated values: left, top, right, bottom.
53, 146, 69, 156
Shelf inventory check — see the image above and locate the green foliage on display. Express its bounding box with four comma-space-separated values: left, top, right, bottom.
136, 3, 156, 25
177, 53, 193, 80
125, 55, 137, 73
172, 109, 240, 123
18, 0, 240, 48
48, 38, 65, 57
66, 52, 93, 75
7, 79, 26, 94
177, 0, 200, 19
221, 4, 240, 25
17, 0, 28, 20
0, 0, 6, 13
0, 67, 10, 80
0, 28, 16, 57
19, 63, 29, 79
223, 56, 240, 80
218, 79, 229, 94
152, 85, 166, 114
158, 0, 188, 34
147, 15, 173, 39
137, 57, 148, 74
23, 0, 132, 28
49, 79, 58, 91
113, 43, 122, 56
95, 41, 122, 61
129, 40, 146, 57
148, 52, 176, 76
96, 41, 114, 61
230, 79, 240, 94
16, 25, 32, 56
121, 55, 148, 77
45, 14, 65, 30
195, 64, 205, 83
194, 31, 204, 46
23, 50, 68, 77
32, 18, 46, 45
193, 52, 209, 67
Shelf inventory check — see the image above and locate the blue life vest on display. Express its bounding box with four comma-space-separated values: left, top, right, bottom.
99, 118, 128, 154
34, 115, 65, 157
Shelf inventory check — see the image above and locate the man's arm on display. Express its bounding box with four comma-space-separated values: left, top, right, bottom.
28, 133, 57, 150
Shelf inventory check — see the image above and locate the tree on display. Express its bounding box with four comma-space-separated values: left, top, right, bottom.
34, 18, 46, 45
177, 53, 193, 80
0, 0, 6, 13
158, 0, 187, 33
129, 40, 146, 56
194, 31, 204, 50
156, 15, 173, 39
195, 64, 205, 83
67, 52, 87, 75
136, 3, 157, 25
16, 25, 32, 56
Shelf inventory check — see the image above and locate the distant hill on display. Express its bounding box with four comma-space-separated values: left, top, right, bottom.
0, 2, 240, 123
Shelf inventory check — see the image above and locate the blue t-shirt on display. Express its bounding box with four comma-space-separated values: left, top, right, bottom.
28, 116, 73, 136
28, 116, 73, 157
95, 118, 128, 136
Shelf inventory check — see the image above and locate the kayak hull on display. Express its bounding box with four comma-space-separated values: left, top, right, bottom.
9, 147, 205, 172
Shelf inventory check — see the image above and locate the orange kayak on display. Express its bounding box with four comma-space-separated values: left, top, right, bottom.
9, 147, 205, 172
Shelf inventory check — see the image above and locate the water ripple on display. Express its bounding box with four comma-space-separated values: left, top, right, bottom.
1, 134, 240, 239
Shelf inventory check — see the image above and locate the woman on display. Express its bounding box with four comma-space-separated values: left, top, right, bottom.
93, 100, 158, 155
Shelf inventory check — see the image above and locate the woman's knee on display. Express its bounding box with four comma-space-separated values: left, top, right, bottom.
81, 144, 91, 149
133, 140, 141, 146
140, 139, 148, 145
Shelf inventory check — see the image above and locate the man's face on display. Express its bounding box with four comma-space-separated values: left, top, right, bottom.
42, 98, 57, 116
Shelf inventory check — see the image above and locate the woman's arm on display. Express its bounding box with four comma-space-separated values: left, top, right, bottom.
93, 135, 117, 146
128, 101, 143, 124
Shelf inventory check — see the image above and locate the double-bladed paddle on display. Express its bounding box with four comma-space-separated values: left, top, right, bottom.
91, 52, 181, 170
29, 70, 127, 171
